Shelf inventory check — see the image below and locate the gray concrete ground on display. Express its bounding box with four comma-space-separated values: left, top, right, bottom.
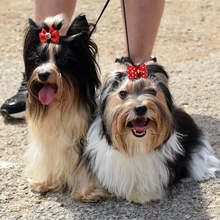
0, 0, 219, 219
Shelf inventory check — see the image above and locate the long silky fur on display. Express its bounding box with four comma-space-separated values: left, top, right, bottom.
84, 62, 220, 203
24, 14, 101, 194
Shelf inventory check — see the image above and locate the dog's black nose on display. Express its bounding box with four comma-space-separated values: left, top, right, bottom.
134, 105, 147, 116
38, 72, 50, 81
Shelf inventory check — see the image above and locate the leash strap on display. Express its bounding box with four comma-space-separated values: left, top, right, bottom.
122, 0, 134, 66
89, 0, 111, 38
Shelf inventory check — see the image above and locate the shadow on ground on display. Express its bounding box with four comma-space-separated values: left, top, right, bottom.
52, 180, 211, 219
3, 117, 26, 125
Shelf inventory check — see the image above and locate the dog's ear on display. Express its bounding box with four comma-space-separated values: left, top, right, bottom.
72, 15, 89, 29
66, 15, 90, 37
28, 18, 41, 31
25, 18, 42, 45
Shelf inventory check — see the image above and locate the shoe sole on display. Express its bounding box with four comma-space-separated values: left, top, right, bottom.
0, 109, 25, 119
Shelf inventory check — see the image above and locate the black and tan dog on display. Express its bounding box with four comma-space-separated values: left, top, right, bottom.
24, 14, 107, 200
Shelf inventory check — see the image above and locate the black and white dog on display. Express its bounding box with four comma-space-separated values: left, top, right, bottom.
83, 59, 220, 203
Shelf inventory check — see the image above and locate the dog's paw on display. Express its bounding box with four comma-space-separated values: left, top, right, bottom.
29, 179, 63, 193
72, 186, 112, 203
128, 191, 163, 204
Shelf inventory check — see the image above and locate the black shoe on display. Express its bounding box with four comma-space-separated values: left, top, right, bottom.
0, 79, 28, 119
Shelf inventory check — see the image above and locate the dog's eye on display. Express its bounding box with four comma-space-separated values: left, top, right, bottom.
146, 89, 156, 96
119, 90, 128, 99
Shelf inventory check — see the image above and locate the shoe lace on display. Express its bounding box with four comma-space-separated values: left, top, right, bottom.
18, 77, 27, 92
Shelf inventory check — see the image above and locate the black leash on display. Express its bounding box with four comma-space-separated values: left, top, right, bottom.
121, 0, 136, 66
89, 0, 111, 38
115, 0, 134, 66
121, 0, 132, 65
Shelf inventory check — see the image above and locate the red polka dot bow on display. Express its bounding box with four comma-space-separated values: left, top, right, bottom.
126, 64, 148, 80
39, 27, 60, 44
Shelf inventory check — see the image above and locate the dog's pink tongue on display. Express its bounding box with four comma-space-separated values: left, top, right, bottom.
132, 119, 148, 132
38, 84, 56, 105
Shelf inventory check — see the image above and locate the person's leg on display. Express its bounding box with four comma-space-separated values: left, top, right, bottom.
122, 0, 165, 64
0, 0, 77, 119
33, 0, 77, 34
